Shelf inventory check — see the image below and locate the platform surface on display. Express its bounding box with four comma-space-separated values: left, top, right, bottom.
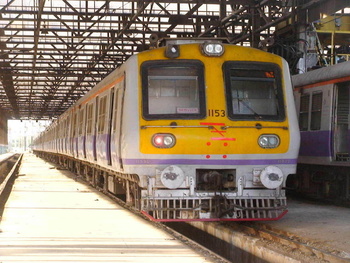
0, 152, 16, 163
0, 154, 213, 263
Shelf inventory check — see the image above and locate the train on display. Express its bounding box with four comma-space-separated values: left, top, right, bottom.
292, 61, 350, 204
32, 38, 300, 221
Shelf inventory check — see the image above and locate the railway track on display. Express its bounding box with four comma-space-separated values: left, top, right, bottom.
0, 153, 22, 212
236, 221, 350, 262
167, 220, 350, 263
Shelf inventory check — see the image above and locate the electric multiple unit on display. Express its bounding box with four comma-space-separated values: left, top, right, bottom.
293, 61, 350, 203
33, 39, 300, 221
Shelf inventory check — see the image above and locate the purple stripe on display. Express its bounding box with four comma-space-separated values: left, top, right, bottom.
299, 130, 331, 157
123, 158, 297, 166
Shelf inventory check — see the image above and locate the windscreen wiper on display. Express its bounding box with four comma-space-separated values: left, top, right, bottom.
238, 98, 262, 119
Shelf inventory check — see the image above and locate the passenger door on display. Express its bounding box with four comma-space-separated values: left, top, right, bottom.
333, 83, 350, 161
85, 101, 96, 163
96, 92, 111, 167
77, 105, 86, 159
111, 74, 125, 171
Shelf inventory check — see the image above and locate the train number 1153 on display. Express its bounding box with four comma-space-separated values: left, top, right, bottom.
208, 109, 226, 117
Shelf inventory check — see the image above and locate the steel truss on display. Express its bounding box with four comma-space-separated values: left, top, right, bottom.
0, 0, 348, 119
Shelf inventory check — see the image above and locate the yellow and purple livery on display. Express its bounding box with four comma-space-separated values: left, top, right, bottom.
33, 39, 300, 221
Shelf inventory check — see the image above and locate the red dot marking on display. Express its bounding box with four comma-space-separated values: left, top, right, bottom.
223, 155, 227, 159
206, 155, 211, 159
223, 142, 228, 146
207, 142, 211, 146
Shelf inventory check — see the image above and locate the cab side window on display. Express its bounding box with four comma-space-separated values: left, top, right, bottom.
299, 92, 322, 131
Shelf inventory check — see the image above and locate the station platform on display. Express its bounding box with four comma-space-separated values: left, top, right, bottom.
0, 154, 215, 263
0, 153, 16, 163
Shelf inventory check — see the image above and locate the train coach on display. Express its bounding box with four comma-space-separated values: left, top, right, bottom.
33, 39, 300, 221
292, 61, 350, 204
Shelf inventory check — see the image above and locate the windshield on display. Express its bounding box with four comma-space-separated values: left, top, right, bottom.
142, 60, 206, 120
224, 62, 285, 121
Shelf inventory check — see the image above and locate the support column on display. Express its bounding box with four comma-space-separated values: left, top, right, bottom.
0, 110, 8, 154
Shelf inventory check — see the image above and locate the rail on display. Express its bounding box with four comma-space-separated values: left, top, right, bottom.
168, 220, 350, 263
0, 153, 23, 200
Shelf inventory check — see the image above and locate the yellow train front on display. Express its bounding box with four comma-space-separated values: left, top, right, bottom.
130, 40, 300, 221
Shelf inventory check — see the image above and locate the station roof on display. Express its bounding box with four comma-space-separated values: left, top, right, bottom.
0, 0, 348, 120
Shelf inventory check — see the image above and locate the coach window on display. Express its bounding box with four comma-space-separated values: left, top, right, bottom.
62, 120, 66, 141
299, 94, 310, 131
86, 104, 94, 135
141, 60, 206, 120
65, 116, 70, 138
224, 62, 285, 121
78, 108, 84, 136
78, 107, 85, 136
310, 92, 322, 130
98, 96, 107, 134
72, 112, 77, 137
113, 91, 119, 132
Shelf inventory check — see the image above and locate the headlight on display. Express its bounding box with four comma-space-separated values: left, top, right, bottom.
258, 134, 280, 149
165, 44, 180, 58
201, 42, 224, 56
152, 134, 176, 148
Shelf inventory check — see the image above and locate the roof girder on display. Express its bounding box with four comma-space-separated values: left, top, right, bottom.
0, 0, 347, 119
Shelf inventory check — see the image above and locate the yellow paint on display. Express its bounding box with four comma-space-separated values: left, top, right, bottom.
316, 14, 350, 32
138, 44, 290, 155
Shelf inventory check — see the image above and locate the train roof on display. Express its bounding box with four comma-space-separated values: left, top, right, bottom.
292, 61, 350, 88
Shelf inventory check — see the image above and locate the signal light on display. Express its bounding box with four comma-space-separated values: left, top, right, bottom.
152, 134, 176, 148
